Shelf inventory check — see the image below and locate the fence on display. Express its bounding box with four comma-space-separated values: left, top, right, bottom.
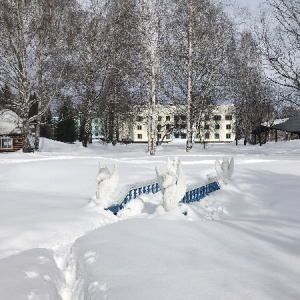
181, 178, 220, 203
106, 177, 220, 214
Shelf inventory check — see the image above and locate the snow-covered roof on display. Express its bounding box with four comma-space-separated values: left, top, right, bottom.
0, 110, 22, 135
272, 111, 300, 133
262, 118, 289, 127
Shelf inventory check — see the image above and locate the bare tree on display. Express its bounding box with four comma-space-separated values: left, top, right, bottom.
164, 0, 234, 151
100, 0, 142, 145
229, 31, 271, 144
260, 0, 300, 107
65, 0, 110, 147
136, 0, 165, 155
0, 0, 75, 151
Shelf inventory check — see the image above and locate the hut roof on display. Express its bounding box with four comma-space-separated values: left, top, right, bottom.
272, 111, 300, 133
0, 110, 22, 135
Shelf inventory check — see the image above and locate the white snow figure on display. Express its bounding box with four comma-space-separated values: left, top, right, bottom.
156, 157, 186, 211
93, 163, 119, 206
215, 157, 234, 183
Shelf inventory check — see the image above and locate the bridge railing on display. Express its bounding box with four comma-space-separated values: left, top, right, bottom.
107, 178, 160, 214
181, 178, 220, 204
106, 177, 220, 214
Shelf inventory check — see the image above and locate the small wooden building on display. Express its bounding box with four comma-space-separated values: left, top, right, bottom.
0, 133, 23, 152
0, 110, 23, 152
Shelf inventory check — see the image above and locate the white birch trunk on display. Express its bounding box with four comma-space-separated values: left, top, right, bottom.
16, 0, 33, 152
186, 0, 194, 152
147, 0, 157, 156
34, 100, 41, 151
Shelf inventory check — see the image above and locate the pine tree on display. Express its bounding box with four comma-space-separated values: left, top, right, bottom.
40, 109, 54, 139
54, 98, 77, 143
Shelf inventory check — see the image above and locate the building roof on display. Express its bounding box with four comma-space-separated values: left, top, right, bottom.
0, 110, 22, 135
272, 111, 300, 133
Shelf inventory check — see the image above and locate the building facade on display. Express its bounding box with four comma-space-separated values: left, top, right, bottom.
119, 104, 236, 143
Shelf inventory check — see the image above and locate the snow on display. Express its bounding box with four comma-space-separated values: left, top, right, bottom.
92, 163, 119, 207
156, 157, 187, 211
262, 118, 289, 127
0, 110, 22, 134
0, 138, 300, 299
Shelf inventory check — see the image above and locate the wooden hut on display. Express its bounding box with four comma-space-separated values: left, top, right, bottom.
0, 110, 23, 152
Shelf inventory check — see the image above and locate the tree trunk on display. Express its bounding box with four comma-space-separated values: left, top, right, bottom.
21, 107, 32, 152
147, 0, 157, 156
186, 0, 194, 152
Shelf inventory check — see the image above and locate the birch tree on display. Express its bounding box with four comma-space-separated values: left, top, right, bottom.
137, 0, 164, 155
0, 0, 74, 151
101, 0, 142, 145
260, 0, 300, 107
165, 0, 234, 151
229, 31, 271, 144
66, 0, 110, 147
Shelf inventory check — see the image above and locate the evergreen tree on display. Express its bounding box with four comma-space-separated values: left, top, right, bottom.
40, 109, 54, 139
0, 83, 13, 109
54, 98, 77, 143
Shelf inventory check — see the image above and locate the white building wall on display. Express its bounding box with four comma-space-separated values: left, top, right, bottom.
119, 104, 236, 143
195, 105, 236, 143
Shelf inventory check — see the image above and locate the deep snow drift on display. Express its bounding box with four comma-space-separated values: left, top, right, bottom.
0, 138, 300, 299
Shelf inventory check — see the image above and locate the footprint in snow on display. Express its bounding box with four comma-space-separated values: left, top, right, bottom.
88, 281, 110, 293
27, 289, 39, 299
84, 251, 97, 264
24, 271, 39, 278
38, 256, 50, 265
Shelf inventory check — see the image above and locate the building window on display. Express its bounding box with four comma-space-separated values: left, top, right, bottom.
214, 133, 220, 139
166, 116, 171, 121
157, 124, 162, 132
225, 115, 232, 120
166, 124, 171, 131
136, 116, 143, 122
226, 133, 231, 139
137, 134, 142, 139
158, 116, 162, 121
0, 137, 13, 149
157, 134, 162, 140
204, 124, 209, 130
215, 124, 220, 130
205, 133, 210, 139
214, 115, 221, 121
137, 125, 142, 130
226, 124, 231, 130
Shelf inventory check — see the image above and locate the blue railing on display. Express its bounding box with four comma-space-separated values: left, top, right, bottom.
106, 177, 220, 214
106, 179, 160, 214
181, 180, 220, 203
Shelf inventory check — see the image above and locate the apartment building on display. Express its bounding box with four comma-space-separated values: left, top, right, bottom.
197, 105, 236, 143
119, 104, 236, 143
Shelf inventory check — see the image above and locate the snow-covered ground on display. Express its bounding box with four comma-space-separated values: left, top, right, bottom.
0, 138, 300, 300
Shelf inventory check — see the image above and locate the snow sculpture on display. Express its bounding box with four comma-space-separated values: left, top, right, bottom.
215, 157, 234, 183
93, 163, 119, 206
156, 157, 187, 211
